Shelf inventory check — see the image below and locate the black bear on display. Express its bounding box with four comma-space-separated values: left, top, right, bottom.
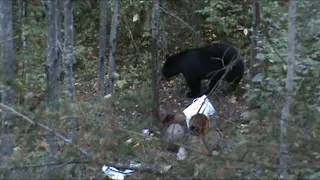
162, 42, 244, 98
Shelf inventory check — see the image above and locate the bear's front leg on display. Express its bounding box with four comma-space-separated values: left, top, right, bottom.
204, 74, 222, 96
186, 79, 201, 98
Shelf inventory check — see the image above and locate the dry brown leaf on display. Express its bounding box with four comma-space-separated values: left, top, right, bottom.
39, 141, 49, 151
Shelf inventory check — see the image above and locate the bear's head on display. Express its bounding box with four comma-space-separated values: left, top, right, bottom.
161, 53, 184, 79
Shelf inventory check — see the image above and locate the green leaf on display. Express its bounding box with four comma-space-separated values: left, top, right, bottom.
252, 73, 263, 82
116, 80, 127, 89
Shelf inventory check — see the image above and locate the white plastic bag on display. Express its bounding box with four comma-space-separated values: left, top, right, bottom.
183, 95, 215, 127
102, 165, 134, 180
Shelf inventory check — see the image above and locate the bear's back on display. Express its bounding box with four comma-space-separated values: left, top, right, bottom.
195, 43, 241, 65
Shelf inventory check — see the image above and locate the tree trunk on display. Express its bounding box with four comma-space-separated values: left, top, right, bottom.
107, 0, 119, 94
249, 0, 260, 82
192, 0, 201, 47
63, 0, 76, 141
57, 0, 63, 81
151, 0, 160, 122
20, 0, 30, 107
44, 0, 59, 165
0, 0, 16, 178
279, 0, 296, 179
98, 0, 107, 96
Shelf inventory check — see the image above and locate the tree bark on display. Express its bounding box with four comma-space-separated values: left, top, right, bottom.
249, 0, 260, 82
279, 0, 296, 179
63, 0, 75, 102
0, 0, 16, 178
44, 0, 59, 164
63, 0, 76, 142
57, 0, 63, 81
151, 0, 160, 122
98, 0, 107, 96
20, 0, 30, 107
107, 0, 119, 94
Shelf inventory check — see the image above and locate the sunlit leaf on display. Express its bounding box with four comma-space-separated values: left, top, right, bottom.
132, 13, 139, 22
243, 28, 249, 35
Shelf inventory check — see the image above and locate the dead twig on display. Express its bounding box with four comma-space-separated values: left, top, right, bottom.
159, 6, 195, 33
123, 17, 140, 53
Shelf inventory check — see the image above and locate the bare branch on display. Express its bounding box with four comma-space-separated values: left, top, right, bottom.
0, 103, 89, 157
159, 6, 195, 33
0, 35, 19, 43
0, 103, 71, 142
264, 22, 286, 62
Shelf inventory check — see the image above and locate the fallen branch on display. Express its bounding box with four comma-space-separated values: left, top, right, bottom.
0, 103, 89, 156
0, 158, 88, 171
36, 158, 81, 179
0, 103, 71, 142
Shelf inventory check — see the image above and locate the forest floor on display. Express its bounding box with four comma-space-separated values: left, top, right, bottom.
159, 74, 250, 129
158, 75, 252, 149
72, 74, 261, 179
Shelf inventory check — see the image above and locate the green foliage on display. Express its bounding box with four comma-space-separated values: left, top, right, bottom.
199, 1, 242, 34
196, 0, 250, 48
4, 0, 320, 179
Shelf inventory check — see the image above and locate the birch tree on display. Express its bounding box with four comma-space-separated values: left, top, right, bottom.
63, 0, 75, 101
98, 0, 107, 96
279, 0, 296, 178
63, 0, 76, 140
151, 0, 160, 121
108, 0, 119, 94
44, 0, 59, 163
0, 0, 15, 177
249, 0, 260, 82
57, 0, 63, 80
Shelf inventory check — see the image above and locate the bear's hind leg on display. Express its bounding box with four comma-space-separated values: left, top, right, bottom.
186, 80, 201, 98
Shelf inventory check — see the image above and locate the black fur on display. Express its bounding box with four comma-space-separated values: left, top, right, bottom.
162, 42, 245, 98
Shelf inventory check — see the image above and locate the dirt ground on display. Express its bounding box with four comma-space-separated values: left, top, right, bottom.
158, 75, 251, 156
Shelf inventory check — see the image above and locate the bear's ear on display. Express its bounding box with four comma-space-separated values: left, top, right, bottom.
165, 54, 170, 59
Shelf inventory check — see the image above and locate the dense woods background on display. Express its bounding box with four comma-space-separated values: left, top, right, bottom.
0, 0, 320, 179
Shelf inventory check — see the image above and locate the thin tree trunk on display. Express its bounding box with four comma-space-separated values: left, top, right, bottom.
63, 3, 79, 178
20, 0, 30, 107
20, 3, 30, 179
44, 0, 59, 165
192, 0, 201, 47
279, 0, 296, 179
107, 0, 119, 94
249, 0, 260, 82
151, 0, 160, 122
63, 0, 76, 141
0, 0, 16, 178
98, 0, 107, 96
56, 0, 62, 81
